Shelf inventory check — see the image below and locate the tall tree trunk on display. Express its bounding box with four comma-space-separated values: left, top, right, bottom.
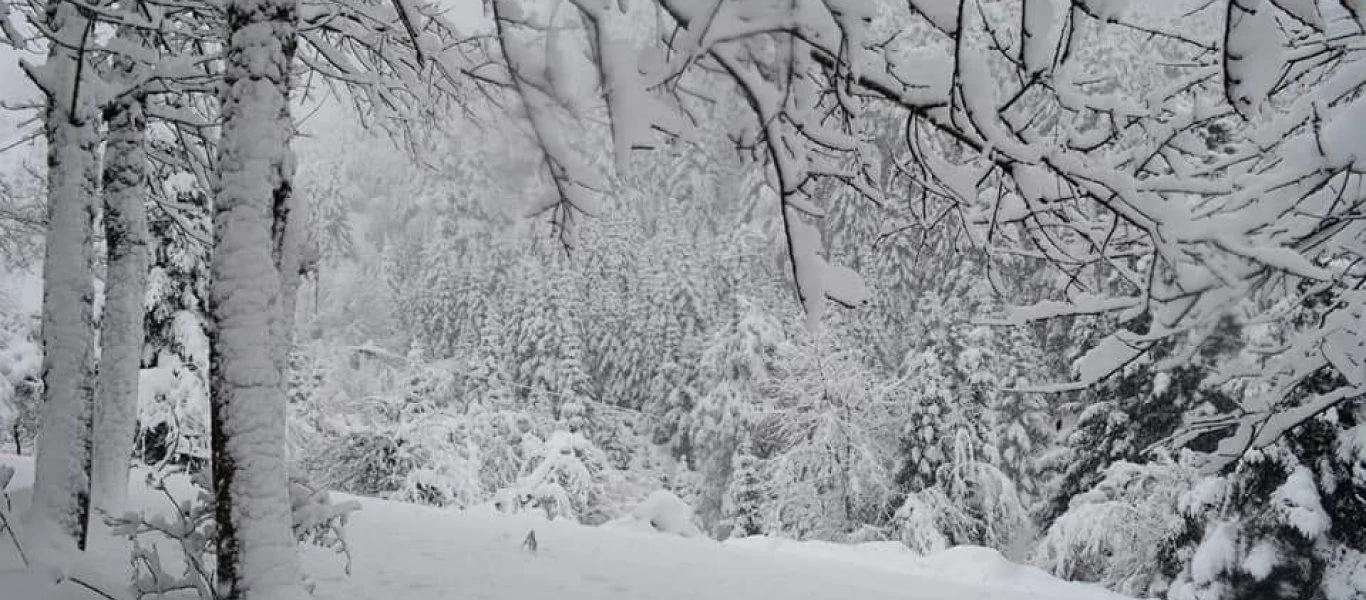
210, 0, 304, 595
275, 190, 307, 350
25, 0, 98, 552
91, 89, 149, 517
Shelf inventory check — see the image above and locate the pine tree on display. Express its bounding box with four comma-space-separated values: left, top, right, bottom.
682, 299, 788, 535
138, 189, 212, 468
1039, 314, 1242, 527
721, 433, 769, 539
1165, 283, 1366, 600
894, 348, 973, 495
509, 263, 595, 433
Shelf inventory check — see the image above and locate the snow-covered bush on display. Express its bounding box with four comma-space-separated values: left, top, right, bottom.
0, 313, 40, 454
307, 414, 502, 510
109, 469, 360, 600
290, 479, 362, 574
497, 430, 615, 523
388, 424, 483, 509
609, 490, 704, 538
1032, 457, 1197, 596
467, 408, 539, 495
316, 429, 428, 498
295, 347, 507, 509
136, 311, 211, 470
895, 429, 1028, 555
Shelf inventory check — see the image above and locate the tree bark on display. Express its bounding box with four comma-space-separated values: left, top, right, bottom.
26, 0, 98, 552
91, 89, 149, 518
274, 183, 307, 351
210, 0, 305, 596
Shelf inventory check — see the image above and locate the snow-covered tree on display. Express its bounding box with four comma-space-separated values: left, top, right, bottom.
500, 430, 615, 524
894, 348, 982, 495
1039, 314, 1243, 526
509, 264, 595, 429
762, 336, 899, 540
23, 0, 100, 551
89, 0, 153, 518
895, 427, 1029, 556
679, 298, 789, 533
206, 0, 308, 592
1034, 456, 1198, 597
720, 433, 770, 539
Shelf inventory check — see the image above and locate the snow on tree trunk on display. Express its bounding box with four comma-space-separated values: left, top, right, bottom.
274, 185, 307, 357
91, 90, 150, 518
210, 0, 306, 595
25, 0, 99, 552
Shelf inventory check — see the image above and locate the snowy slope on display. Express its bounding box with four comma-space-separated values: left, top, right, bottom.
0, 455, 1131, 600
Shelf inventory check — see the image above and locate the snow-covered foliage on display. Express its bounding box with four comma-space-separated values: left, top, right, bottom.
0, 309, 40, 455
608, 490, 704, 538
135, 312, 210, 470
1033, 457, 1197, 596
498, 430, 615, 524
895, 429, 1029, 556
1166, 404, 1366, 600
106, 468, 359, 600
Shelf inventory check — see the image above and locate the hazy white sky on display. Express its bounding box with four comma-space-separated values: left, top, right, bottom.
0, 41, 40, 173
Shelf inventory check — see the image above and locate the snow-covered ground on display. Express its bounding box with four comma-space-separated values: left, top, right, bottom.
0, 454, 1131, 600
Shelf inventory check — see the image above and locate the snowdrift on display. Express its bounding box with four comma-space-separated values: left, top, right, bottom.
0, 454, 1130, 600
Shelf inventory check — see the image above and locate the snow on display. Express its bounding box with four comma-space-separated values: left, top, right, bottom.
908, 0, 960, 33
725, 537, 1127, 600
1190, 521, 1237, 584
1224, 0, 1285, 116
1270, 0, 1323, 28
1152, 371, 1171, 397
1240, 540, 1278, 580
0, 454, 1131, 600
607, 489, 703, 538
1321, 97, 1366, 173
1323, 548, 1366, 600
1022, 0, 1063, 74
1080, 0, 1129, 20
785, 207, 870, 329
1271, 466, 1331, 539
1071, 335, 1143, 387
2, 454, 33, 493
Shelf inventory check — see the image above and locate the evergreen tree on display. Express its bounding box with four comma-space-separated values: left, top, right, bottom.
721, 432, 770, 539
1166, 283, 1366, 600
681, 299, 788, 535
1039, 314, 1242, 527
